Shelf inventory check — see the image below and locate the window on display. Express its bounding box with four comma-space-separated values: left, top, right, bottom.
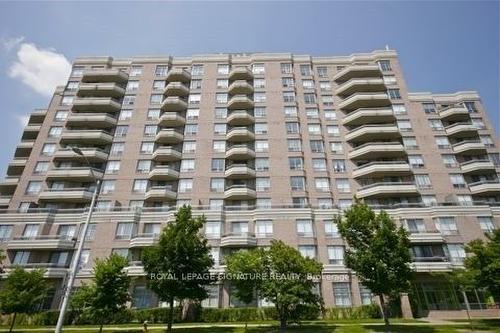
442, 154, 458, 168
60, 96, 73, 106
210, 178, 224, 192
126, 80, 139, 91
284, 106, 298, 117
283, 92, 296, 103
360, 286, 373, 305
254, 107, 266, 118
388, 89, 401, 100
318, 198, 333, 209
254, 78, 266, 89
332, 159, 346, 173
119, 110, 132, 121
300, 64, 312, 76
434, 217, 458, 235
477, 216, 495, 233
252, 63, 265, 74
136, 160, 151, 173
326, 125, 340, 137
115, 222, 134, 239
140, 142, 154, 154
403, 137, 418, 149
449, 174, 466, 188
330, 142, 343, 154
180, 159, 195, 172
472, 118, 486, 129
289, 157, 303, 170
183, 141, 197, 153
143, 125, 157, 137
415, 174, 432, 189
255, 158, 269, 171
322, 95, 334, 106
100, 180, 115, 194
312, 158, 327, 171
129, 200, 144, 209
190, 79, 202, 89
310, 140, 324, 153
398, 120, 412, 131
216, 93, 227, 104
213, 141, 226, 153
58, 224, 77, 238
435, 136, 451, 149
490, 153, 500, 166
13, 251, 30, 265
25, 181, 42, 195
191, 64, 204, 76
152, 80, 165, 91
328, 246, 344, 265
409, 155, 425, 168
464, 101, 477, 113
112, 248, 129, 259
403, 218, 426, 233
377, 60, 392, 71
315, 178, 330, 192
178, 179, 193, 193
308, 124, 321, 135
383, 75, 397, 85
286, 122, 300, 134
217, 64, 230, 75
281, 63, 292, 74
41, 143, 56, 156
216, 79, 228, 89
296, 219, 313, 237
336, 179, 350, 193
317, 66, 328, 77
124, 95, 137, 105
211, 159, 225, 172
306, 108, 319, 119
147, 109, 160, 120
324, 220, 339, 238
282, 77, 295, 88
480, 135, 494, 147
256, 198, 272, 209
290, 176, 306, 191
0, 225, 13, 241
106, 161, 120, 174
130, 66, 143, 76
54, 110, 68, 121
185, 124, 198, 135
256, 178, 270, 192
255, 140, 269, 152
324, 110, 336, 120
23, 224, 39, 237
333, 283, 352, 307
292, 197, 309, 208
214, 107, 227, 119
422, 103, 436, 114
115, 125, 129, 138
422, 195, 438, 206
302, 79, 315, 89
155, 65, 168, 76
209, 199, 224, 210
205, 222, 221, 238
320, 81, 331, 91
447, 244, 466, 263
298, 245, 316, 259
255, 220, 273, 237
188, 94, 201, 104
287, 139, 302, 152
132, 180, 147, 193
254, 92, 266, 103
34, 162, 49, 174
70, 66, 84, 77
304, 93, 316, 104
457, 195, 473, 206
428, 119, 444, 131
392, 104, 407, 115
213, 124, 227, 135
255, 123, 268, 134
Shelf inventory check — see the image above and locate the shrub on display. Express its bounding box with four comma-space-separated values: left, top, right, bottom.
323, 304, 381, 320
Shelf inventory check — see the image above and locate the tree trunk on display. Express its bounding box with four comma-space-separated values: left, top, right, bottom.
280, 317, 287, 331
181, 299, 196, 322
166, 297, 174, 333
9, 312, 16, 333
378, 294, 390, 331
99, 323, 104, 333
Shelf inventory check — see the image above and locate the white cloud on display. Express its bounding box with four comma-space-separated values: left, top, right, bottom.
1, 36, 25, 51
8, 42, 71, 97
15, 115, 29, 128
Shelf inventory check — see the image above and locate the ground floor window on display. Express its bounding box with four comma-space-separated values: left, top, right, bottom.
202, 285, 220, 308
333, 282, 352, 307
359, 285, 373, 305
132, 285, 155, 309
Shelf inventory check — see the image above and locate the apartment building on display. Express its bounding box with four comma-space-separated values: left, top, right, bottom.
0, 49, 499, 317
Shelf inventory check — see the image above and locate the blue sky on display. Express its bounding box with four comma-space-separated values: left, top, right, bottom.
0, 1, 498, 176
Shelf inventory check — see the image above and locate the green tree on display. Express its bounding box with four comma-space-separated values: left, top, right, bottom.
142, 205, 214, 333
462, 229, 500, 302
0, 267, 49, 332
336, 200, 413, 329
226, 240, 323, 331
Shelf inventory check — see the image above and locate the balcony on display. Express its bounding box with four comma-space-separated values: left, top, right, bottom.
152, 147, 182, 162
226, 127, 255, 142
60, 130, 113, 145
348, 142, 406, 160
77, 82, 125, 98
228, 80, 254, 95
166, 68, 191, 82
438, 105, 470, 122
7, 235, 75, 250
155, 129, 184, 144
5, 263, 69, 278
14, 141, 34, 158
0, 177, 19, 193
145, 186, 177, 201
229, 67, 253, 81
408, 232, 445, 244
228, 95, 254, 109
460, 160, 496, 175
226, 145, 256, 160
72, 97, 122, 112
220, 233, 257, 247
352, 161, 411, 179
161, 96, 188, 111
81, 69, 128, 83
66, 113, 117, 128
224, 185, 257, 200
54, 148, 109, 162
7, 158, 28, 176
158, 112, 186, 127
22, 124, 41, 140
336, 78, 386, 97
0, 196, 11, 206
345, 124, 400, 143
130, 233, 159, 248
468, 180, 500, 195
46, 167, 104, 182
29, 109, 47, 124
39, 188, 94, 202
164, 82, 189, 96
356, 182, 419, 198
225, 164, 256, 179
342, 108, 394, 126
148, 166, 180, 181
445, 122, 478, 138
227, 110, 255, 126
333, 64, 382, 83
338, 93, 391, 111
412, 257, 452, 272
452, 140, 487, 155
